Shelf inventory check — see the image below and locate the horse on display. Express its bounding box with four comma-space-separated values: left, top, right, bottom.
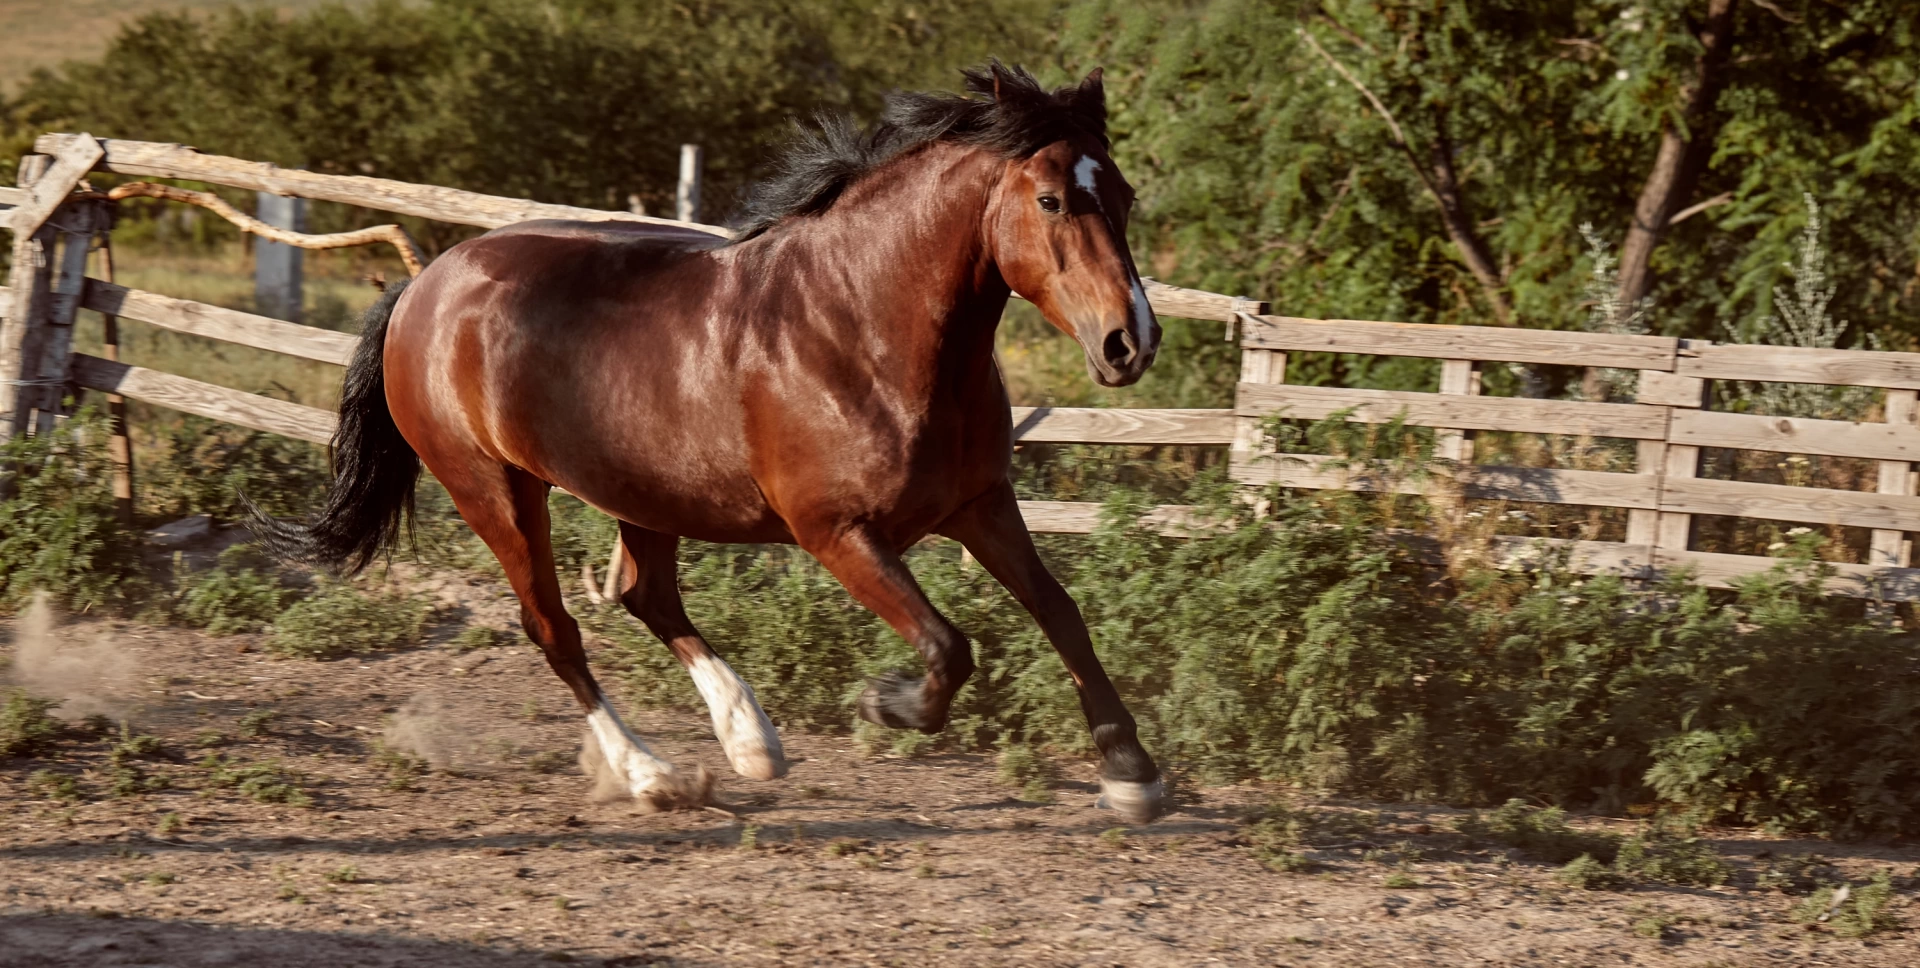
252, 62, 1168, 823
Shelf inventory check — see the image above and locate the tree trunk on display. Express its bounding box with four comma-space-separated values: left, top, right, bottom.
1427, 130, 1511, 326
1615, 0, 1738, 309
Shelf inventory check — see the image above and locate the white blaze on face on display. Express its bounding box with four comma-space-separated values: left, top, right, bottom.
688, 653, 787, 780
1129, 275, 1155, 353
1073, 155, 1104, 208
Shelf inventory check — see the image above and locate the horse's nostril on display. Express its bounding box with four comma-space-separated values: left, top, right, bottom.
1103, 329, 1137, 368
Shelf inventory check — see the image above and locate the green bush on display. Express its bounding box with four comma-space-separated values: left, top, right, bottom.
584, 453, 1920, 837
176, 545, 303, 635
198, 754, 311, 806
0, 409, 146, 613
1, 690, 62, 757
268, 583, 429, 659
1794, 870, 1899, 937
139, 416, 331, 522
1457, 800, 1619, 865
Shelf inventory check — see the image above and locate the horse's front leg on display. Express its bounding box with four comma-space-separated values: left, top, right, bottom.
938, 481, 1166, 824
795, 526, 975, 734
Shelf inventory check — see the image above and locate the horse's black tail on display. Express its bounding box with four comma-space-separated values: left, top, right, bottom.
245, 280, 420, 575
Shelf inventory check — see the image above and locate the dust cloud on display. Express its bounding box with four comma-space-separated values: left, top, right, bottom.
5, 591, 140, 720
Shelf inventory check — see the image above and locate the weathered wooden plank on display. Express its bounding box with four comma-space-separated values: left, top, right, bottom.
1231, 456, 1659, 509
1435, 358, 1480, 462
31, 205, 103, 434
35, 133, 730, 237
1016, 500, 1215, 535
0, 186, 26, 208
1635, 369, 1707, 407
1659, 476, 1920, 532
80, 279, 358, 365
1235, 382, 1670, 440
1675, 341, 1920, 390
1652, 548, 1920, 601
1138, 279, 1265, 323
69, 354, 337, 444
1009, 407, 1234, 445
1241, 315, 1678, 371
6, 135, 102, 238
1668, 408, 1920, 462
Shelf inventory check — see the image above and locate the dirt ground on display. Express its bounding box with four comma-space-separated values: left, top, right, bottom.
5, 582, 1920, 968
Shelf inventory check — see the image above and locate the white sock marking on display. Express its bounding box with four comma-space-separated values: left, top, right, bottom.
688, 654, 787, 780
586, 701, 677, 796
1099, 776, 1166, 823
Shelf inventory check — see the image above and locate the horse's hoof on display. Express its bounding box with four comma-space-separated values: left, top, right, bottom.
856, 671, 942, 733
633, 764, 715, 814
726, 744, 789, 781
1097, 776, 1167, 825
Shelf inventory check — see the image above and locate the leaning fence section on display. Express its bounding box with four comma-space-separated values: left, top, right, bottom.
3, 132, 1918, 601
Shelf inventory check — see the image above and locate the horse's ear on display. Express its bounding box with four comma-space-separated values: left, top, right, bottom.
1066, 67, 1108, 133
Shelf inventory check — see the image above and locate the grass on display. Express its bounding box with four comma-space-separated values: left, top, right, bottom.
452, 625, 508, 653
324, 864, 362, 885
994, 744, 1056, 803
28, 769, 82, 801
174, 545, 301, 635
1793, 870, 1899, 937
1456, 800, 1619, 865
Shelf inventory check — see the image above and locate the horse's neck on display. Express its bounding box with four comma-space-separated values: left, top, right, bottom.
779, 145, 1010, 369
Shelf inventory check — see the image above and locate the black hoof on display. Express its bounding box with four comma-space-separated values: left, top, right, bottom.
856, 670, 943, 733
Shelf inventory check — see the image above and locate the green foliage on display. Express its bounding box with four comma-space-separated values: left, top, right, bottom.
1795, 870, 1899, 938
582, 472, 1920, 837
450, 625, 508, 653
1558, 854, 1631, 891
138, 417, 331, 522
175, 545, 302, 635
994, 744, 1056, 802
198, 753, 312, 806
0, 410, 146, 613
1457, 800, 1619, 865
268, 583, 429, 659
27, 769, 81, 801
1054, 0, 1920, 405
0, 690, 62, 757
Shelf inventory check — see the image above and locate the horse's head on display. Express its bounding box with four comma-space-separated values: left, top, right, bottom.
984, 69, 1159, 388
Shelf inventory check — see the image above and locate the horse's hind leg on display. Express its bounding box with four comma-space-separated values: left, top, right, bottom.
448, 464, 710, 810
611, 522, 787, 780
938, 481, 1165, 823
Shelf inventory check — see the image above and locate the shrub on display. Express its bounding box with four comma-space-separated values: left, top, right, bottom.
139, 416, 330, 522
451, 625, 508, 653
176, 545, 302, 635
199, 754, 311, 806
0, 409, 146, 613
1558, 854, 1631, 890
1455, 801, 1618, 865
1795, 870, 1899, 937
995, 744, 1056, 802
0, 690, 61, 757
268, 583, 429, 659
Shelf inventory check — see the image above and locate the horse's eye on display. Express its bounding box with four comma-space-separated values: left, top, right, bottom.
1038, 195, 1061, 214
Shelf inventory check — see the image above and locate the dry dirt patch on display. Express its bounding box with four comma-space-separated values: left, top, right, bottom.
4, 614, 1920, 967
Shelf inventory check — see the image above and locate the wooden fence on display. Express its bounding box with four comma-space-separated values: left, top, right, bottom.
4, 132, 1918, 601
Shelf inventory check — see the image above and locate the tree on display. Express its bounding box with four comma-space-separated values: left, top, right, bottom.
1056, 0, 1920, 405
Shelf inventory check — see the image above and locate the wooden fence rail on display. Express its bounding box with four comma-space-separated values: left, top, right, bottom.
4, 133, 1918, 601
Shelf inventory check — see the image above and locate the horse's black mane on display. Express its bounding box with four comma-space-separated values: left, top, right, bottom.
731, 61, 1106, 242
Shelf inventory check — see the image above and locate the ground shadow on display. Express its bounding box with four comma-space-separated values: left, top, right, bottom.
0, 912, 712, 968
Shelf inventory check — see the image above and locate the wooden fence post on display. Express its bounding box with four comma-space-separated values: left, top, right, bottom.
1871, 389, 1917, 569
1435, 359, 1481, 462
30, 200, 104, 435
98, 235, 135, 522
1638, 359, 1711, 568
676, 144, 703, 225
2, 154, 55, 435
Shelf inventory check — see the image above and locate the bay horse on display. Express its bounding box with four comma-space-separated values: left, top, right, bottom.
253, 62, 1167, 823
